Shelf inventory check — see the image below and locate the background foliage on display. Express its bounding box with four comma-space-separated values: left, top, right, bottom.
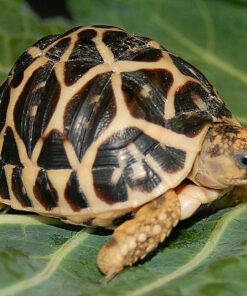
0, 0, 247, 295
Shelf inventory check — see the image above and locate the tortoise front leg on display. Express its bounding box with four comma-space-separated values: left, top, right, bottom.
177, 184, 221, 220
97, 189, 180, 280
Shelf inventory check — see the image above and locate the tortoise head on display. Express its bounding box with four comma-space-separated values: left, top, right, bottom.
190, 123, 247, 189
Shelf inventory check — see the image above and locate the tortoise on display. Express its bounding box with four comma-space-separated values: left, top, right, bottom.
0, 24, 247, 279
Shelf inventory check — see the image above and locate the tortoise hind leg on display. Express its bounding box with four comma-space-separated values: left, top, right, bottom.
97, 189, 180, 280
0, 202, 10, 213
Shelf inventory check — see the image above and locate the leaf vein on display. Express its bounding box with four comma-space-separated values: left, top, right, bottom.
125, 204, 247, 296
0, 228, 93, 296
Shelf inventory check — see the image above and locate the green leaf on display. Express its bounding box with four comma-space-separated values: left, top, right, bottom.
1, 205, 247, 296
0, 0, 70, 82
1, 0, 247, 295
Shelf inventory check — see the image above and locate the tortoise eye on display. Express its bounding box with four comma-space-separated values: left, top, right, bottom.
235, 153, 247, 168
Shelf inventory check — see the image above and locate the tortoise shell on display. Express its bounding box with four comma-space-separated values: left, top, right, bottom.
0, 25, 237, 226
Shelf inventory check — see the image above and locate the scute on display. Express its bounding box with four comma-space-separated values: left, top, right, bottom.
0, 25, 237, 224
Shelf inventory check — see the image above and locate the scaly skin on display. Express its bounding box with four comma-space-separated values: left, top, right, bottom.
97, 189, 180, 280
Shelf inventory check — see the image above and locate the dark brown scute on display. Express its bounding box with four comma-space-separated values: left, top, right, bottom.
124, 159, 161, 191
100, 127, 142, 150
33, 169, 58, 210
0, 79, 10, 134
93, 145, 119, 168
37, 130, 71, 169
102, 30, 128, 58
11, 166, 32, 207
169, 54, 214, 92
14, 62, 56, 157
132, 48, 163, 62
102, 30, 152, 60
208, 99, 232, 119
11, 52, 39, 88
0, 161, 10, 200
64, 73, 115, 161
33, 34, 61, 51
93, 166, 128, 204
133, 131, 158, 155
77, 29, 97, 45
1, 127, 22, 166
122, 70, 171, 125
149, 145, 186, 173
68, 29, 103, 63
144, 69, 173, 97
93, 134, 130, 204
93, 128, 162, 203
64, 61, 95, 86
174, 81, 205, 115
64, 171, 88, 211
174, 76, 232, 120
166, 112, 212, 138
134, 132, 185, 173
62, 26, 85, 36
45, 37, 71, 61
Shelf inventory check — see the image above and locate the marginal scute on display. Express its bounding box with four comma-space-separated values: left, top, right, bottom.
62, 26, 86, 35
64, 171, 88, 211
132, 48, 163, 62
174, 81, 205, 115
102, 30, 153, 60
45, 37, 71, 61
11, 51, 39, 88
33, 34, 61, 51
0, 162, 10, 200
166, 112, 212, 138
1, 127, 22, 166
11, 166, 32, 207
33, 169, 58, 210
0, 79, 10, 134
124, 159, 161, 192
93, 166, 128, 205
37, 129, 71, 169
171, 56, 232, 120
169, 54, 214, 92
